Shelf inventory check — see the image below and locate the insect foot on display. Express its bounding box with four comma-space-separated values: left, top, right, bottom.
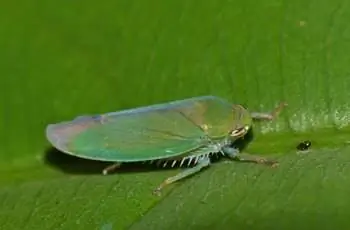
102, 163, 121, 175
270, 161, 279, 168
152, 187, 162, 196
257, 158, 279, 168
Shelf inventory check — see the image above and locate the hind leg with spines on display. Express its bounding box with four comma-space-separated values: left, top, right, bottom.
153, 157, 211, 195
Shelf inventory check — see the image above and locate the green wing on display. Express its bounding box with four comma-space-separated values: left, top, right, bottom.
46, 96, 247, 162
176, 98, 252, 138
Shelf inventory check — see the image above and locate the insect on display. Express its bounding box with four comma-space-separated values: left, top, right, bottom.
46, 96, 287, 195
296, 140, 311, 151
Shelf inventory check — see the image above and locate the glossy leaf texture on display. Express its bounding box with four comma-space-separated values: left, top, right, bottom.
1, 0, 350, 229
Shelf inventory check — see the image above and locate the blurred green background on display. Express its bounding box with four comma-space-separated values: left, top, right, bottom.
1, 0, 350, 229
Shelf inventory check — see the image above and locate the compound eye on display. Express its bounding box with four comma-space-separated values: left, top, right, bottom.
229, 125, 250, 137
229, 127, 245, 136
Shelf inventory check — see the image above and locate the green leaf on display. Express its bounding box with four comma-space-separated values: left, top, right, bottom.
1, 0, 350, 229
129, 148, 350, 230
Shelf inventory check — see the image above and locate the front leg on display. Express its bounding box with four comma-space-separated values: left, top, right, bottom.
251, 102, 288, 121
223, 146, 278, 167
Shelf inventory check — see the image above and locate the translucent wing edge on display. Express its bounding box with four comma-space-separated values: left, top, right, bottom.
46, 123, 76, 155
45, 115, 102, 156
103, 95, 224, 118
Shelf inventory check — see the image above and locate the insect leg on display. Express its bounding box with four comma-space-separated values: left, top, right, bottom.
251, 102, 288, 121
237, 153, 278, 167
222, 146, 240, 158
153, 157, 211, 196
223, 147, 278, 167
102, 162, 122, 175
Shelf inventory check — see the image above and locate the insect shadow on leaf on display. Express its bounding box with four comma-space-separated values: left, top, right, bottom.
44, 147, 168, 175
44, 147, 192, 175
44, 147, 109, 175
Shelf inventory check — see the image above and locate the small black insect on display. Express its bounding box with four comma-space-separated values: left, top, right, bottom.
296, 140, 311, 151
